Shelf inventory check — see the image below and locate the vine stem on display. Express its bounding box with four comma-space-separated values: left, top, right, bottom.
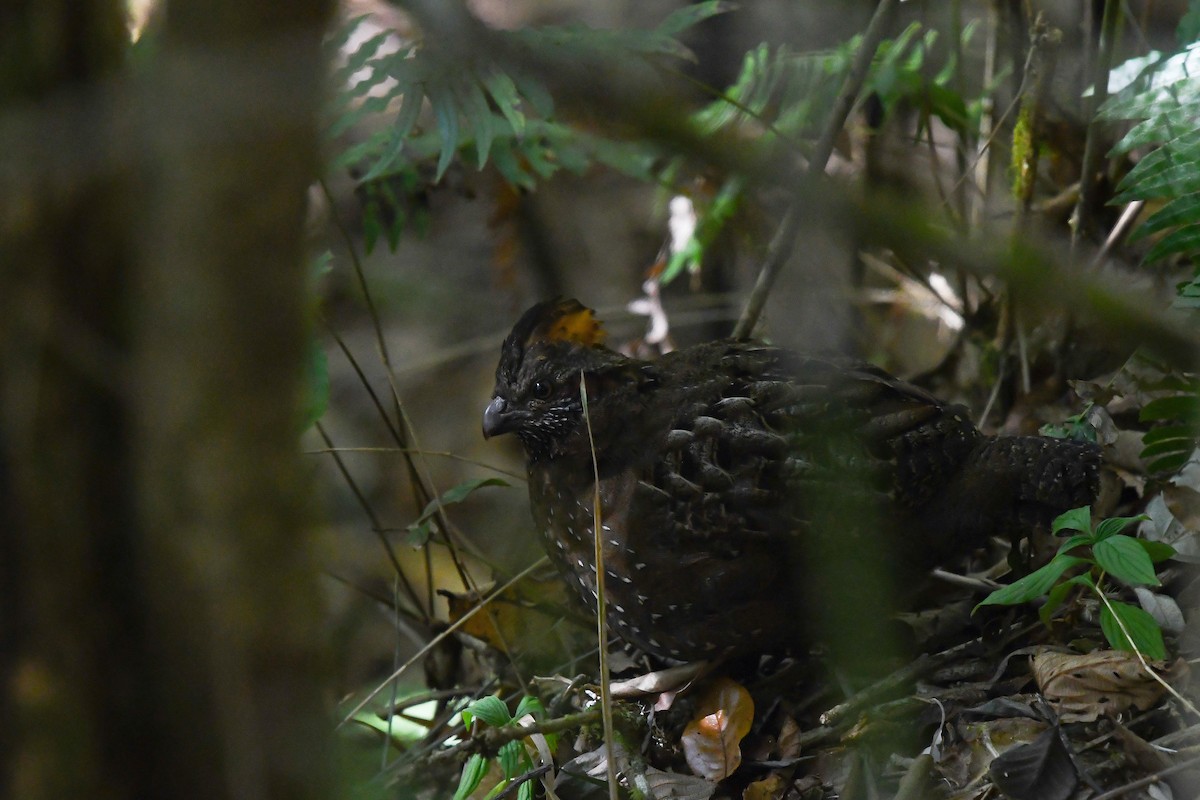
733, 0, 897, 339
580, 371, 619, 800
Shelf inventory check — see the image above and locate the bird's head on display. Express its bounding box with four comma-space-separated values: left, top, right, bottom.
484, 299, 634, 462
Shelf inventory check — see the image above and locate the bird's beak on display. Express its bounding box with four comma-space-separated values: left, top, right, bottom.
482, 396, 513, 439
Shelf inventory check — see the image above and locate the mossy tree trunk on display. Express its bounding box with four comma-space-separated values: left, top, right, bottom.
1, 1, 335, 797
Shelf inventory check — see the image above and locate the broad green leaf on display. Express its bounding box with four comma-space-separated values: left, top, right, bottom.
1100, 599, 1167, 659
1039, 579, 1078, 626
1094, 515, 1146, 541
513, 695, 544, 721
976, 556, 1090, 609
466, 696, 512, 727
518, 777, 535, 800
1051, 506, 1093, 536
1139, 539, 1177, 563
454, 754, 490, 800
1056, 533, 1093, 555
1094, 535, 1160, 586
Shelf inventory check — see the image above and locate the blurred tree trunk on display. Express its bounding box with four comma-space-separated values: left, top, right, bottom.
1, 0, 335, 798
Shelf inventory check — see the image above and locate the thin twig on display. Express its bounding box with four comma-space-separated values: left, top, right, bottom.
338, 557, 549, 728
315, 420, 423, 614
733, 0, 898, 338
580, 372, 619, 800
1071, 0, 1122, 245
304, 446, 525, 481
1089, 753, 1200, 800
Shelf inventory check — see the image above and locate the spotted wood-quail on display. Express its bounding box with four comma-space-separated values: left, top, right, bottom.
483, 299, 1101, 661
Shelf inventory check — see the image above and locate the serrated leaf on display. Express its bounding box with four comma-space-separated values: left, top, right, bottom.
1051, 506, 1093, 535
454, 754, 490, 800
1100, 600, 1167, 659
466, 696, 512, 727
1094, 535, 1161, 586
976, 556, 1090, 609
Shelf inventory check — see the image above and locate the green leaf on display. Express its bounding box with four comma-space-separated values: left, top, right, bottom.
1094, 515, 1146, 541
1039, 579, 1078, 626
1127, 193, 1200, 242
517, 777, 535, 800
454, 754, 490, 800
1148, 451, 1193, 475
497, 740, 525, 780
1140, 394, 1200, 423
513, 695, 544, 721
1100, 600, 1167, 659
430, 87, 462, 182
466, 696, 512, 727
1141, 437, 1195, 459
484, 72, 526, 137
1144, 223, 1200, 265
1051, 506, 1094, 536
1139, 539, 1177, 563
976, 555, 1091, 609
1056, 533, 1094, 555
654, 0, 733, 37
1094, 535, 1161, 586
299, 338, 330, 431
407, 478, 510, 545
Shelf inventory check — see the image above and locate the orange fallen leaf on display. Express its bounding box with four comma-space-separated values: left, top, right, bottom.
682, 677, 755, 781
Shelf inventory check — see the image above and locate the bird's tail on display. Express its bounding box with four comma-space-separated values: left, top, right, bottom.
911, 435, 1101, 566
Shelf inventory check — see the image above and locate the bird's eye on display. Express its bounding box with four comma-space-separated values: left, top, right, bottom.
531, 380, 553, 400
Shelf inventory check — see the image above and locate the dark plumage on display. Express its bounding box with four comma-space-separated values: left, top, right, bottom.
484, 299, 1101, 661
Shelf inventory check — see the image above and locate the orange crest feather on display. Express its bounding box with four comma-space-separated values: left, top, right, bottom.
529, 300, 607, 347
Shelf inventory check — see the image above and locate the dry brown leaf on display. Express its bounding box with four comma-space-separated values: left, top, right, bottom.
681, 677, 755, 781
1031, 650, 1186, 722
610, 662, 708, 700
743, 773, 787, 800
